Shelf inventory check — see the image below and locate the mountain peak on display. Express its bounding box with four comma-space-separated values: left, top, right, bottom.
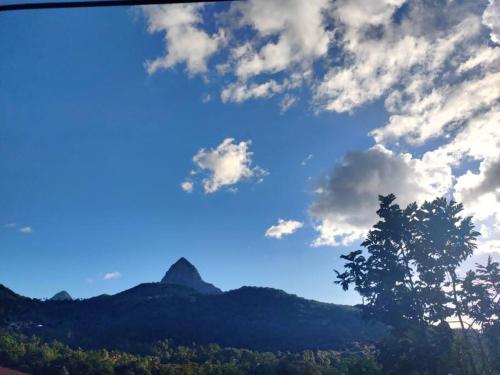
50, 290, 72, 301
173, 257, 198, 270
161, 258, 222, 295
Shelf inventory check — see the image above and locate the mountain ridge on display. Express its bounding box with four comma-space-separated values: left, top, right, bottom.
0, 259, 385, 352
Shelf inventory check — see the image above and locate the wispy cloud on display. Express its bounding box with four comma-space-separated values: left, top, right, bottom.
18, 226, 33, 234
301, 154, 313, 166
103, 272, 121, 280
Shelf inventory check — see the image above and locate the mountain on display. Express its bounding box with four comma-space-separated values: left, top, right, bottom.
0, 260, 385, 353
0, 284, 36, 324
161, 257, 222, 295
0, 284, 23, 302
50, 291, 72, 301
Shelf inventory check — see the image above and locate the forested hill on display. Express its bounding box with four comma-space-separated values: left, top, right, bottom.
0, 282, 384, 353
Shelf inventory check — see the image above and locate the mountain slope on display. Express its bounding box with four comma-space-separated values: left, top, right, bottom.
1, 259, 384, 352
1, 283, 383, 352
0, 285, 36, 324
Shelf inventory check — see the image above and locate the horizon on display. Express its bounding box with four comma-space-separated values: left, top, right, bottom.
1, 0, 499, 306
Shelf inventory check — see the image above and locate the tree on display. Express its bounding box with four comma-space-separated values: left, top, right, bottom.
461, 256, 500, 372
336, 194, 480, 374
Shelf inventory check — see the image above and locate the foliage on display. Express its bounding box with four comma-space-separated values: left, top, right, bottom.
0, 329, 382, 375
336, 194, 499, 375
460, 256, 500, 373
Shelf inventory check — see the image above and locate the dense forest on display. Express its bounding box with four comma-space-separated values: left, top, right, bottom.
0, 329, 381, 375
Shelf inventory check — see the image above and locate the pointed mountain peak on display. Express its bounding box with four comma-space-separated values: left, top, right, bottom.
50, 290, 72, 301
161, 257, 222, 295
173, 257, 197, 269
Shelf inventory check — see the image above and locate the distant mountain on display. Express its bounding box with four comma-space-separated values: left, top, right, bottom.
0, 284, 36, 324
161, 257, 222, 295
50, 291, 72, 301
0, 284, 23, 302
0, 259, 385, 353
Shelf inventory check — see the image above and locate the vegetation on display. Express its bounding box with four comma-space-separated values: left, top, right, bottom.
0, 284, 383, 353
336, 194, 500, 374
0, 329, 382, 375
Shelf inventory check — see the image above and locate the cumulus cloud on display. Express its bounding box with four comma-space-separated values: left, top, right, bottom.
372, 70, 500, 146
309, 146, 452, 246
141, 1, 497, 112
180, 181, 194, 193
187, 138, 268, 193
265, 219, 303, 239
18, 226, 33, 234
104, 272, 121, 280
455, 152, 500, 226
228, 0, 331, 79
142, 4, 224, 75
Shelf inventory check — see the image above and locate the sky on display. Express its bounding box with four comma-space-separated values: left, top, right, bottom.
1, 0, 499, 304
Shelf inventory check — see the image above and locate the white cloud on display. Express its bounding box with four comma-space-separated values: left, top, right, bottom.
188, 138, 268, 193
4, 223, 17, 228
230, 0, 331, 79
104, 272, 121, 280
372, 71, 500, 145
454, 152, 500, 226
314, 0, 427, 112
477, 240, 500, 255
221, 80, 285, 103
280, 95, 298, 113
141, 0, 496, 113
142, 4, 224, 75
265, 219, 303, 239
18, 226, 33, 234
180, 181, 194, 193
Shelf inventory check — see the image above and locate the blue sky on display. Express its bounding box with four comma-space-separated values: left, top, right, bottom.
1, 0, 499, 303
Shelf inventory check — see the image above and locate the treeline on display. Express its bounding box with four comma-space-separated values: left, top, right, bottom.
337, 195, 500, 375
0, 329, 381, 375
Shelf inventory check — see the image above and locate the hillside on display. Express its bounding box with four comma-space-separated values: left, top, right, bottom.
0, 259, 384, 353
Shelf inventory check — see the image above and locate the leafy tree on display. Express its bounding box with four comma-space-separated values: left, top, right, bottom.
336, 194, 481, 374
